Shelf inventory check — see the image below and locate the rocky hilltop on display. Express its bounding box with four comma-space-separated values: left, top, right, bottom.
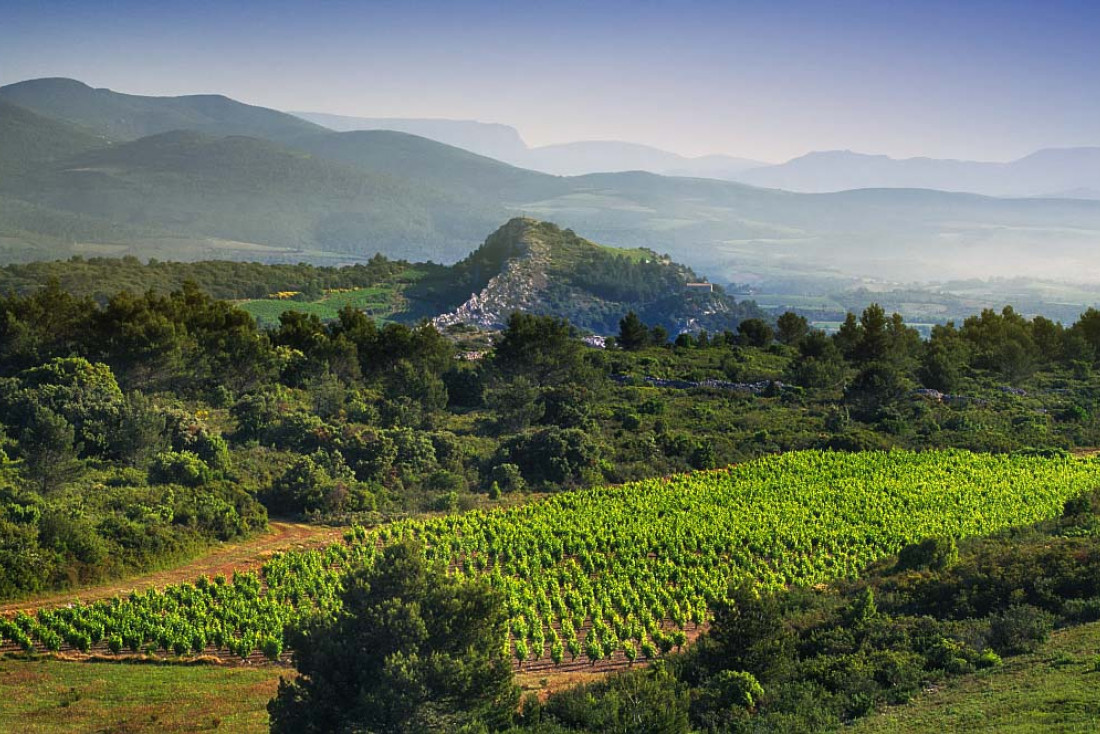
414, 218, 763, 335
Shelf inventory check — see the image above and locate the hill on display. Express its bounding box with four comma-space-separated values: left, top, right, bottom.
522, 140, 765, 178
0, 77, 323, 143
411, 218, 763, 334
737, 147, 1100, 198
0, 99, 109, 177
286, 129, 565, 203
4, 78, 1100, 285
0, 129, 505, 262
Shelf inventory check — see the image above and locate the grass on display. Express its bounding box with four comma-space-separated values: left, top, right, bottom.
238, 285, 402, 326
6, 597, 1100, 733
0, 658, 285, 733
854, 620, 1100, 733
237, 266, 430, 325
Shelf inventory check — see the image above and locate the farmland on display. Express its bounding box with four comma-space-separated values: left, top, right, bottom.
4, 450, 1096, 670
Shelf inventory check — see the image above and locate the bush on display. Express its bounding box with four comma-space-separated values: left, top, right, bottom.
976, 649, 1003, 669
489, 463, 526, 494
988, 604, 1055, 655
148, 451, 211, 487
896, 536, 959, 572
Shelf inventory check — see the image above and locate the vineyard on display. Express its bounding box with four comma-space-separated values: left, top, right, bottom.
3, 450, 1098, 669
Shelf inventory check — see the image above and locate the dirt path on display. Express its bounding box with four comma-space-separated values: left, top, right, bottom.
0, 521, 346, 616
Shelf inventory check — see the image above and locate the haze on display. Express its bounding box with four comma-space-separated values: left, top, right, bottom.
4, 0, 1100, 162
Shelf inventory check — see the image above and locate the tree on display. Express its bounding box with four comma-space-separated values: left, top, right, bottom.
111, 391, 169, 466
702, 583, 794, 682
787, 331, 846, 389
649, 325, 669, 346
775, 312, 809, 346
269, 541, 518, 733
834, 312, 862, 360
618, 311, 649, 351
844, 361, 910, 421
494, 313, 587, 387
737, 318, 773, 348
20, 407, 81, 493
486, 377, 544, 433
856, 304, 889, 364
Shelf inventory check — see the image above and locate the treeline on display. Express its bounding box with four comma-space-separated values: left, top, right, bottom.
0, 253, 414, 302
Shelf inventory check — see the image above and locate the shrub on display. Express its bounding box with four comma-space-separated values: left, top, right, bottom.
261, 636, 283, 661
976, 649, 1003, 669
148, 451, 211, 487
989, 604, 1055, 655
896, 536, 959, 572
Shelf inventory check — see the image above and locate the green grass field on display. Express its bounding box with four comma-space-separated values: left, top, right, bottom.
238, 285, 402, 326
0, 658, 285, 733
855, 620, 1100, 733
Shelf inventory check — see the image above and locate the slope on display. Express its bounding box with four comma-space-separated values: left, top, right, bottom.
291, 110, 531, 162
285, 129, 567, 203
3, 130, 506, 262
414, 218, 763, 334
0, 99, 109, 177
293, 109, 766, 178
0, 78, 324, 143
852, 619, 1100, 733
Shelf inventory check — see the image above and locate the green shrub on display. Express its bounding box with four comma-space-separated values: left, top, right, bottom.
896, 536, 959, 572
989, 604, 1055, 655
148, 450, 211, 487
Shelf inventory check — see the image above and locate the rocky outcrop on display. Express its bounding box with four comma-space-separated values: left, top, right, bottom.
433, 221, 552, 329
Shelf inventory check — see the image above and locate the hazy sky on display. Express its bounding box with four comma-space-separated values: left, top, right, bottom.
4, 0, 1099, 162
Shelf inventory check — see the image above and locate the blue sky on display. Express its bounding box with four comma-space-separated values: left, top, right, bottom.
3, 0, 1099, 161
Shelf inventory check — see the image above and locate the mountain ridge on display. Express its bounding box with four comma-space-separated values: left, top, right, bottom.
0, 77, 324, 143
292, 109, 767, 177
4, 77, 1100, 286
737, 147, 1100, 198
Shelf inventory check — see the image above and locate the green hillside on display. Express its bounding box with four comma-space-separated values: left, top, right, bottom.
2, 130, 504, 262
0, 99, 109, 178
288, 129, 566, 203
0, 77, 323, 142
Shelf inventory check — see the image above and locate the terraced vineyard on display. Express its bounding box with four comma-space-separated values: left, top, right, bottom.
4, 450, 1098, 669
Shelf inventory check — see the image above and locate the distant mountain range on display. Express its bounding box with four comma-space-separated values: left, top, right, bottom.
292, 110, 1100, 199
734, 149, 1100, 199
3, 77, 1100, 287
291, 111, 766, 178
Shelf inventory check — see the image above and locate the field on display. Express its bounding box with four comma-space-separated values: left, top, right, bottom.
0, 658, 283, 733
3, 450, 1097, 671
236, 266, 429, 325
237, 286, 402, 326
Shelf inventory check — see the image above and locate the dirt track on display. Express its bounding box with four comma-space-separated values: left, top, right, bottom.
0, 521, 345, 616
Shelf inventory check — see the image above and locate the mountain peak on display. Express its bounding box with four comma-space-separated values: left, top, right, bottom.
0, 77, 94, 93
0, 77, 323, 143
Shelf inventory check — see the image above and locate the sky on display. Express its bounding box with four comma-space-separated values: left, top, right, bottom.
3, 0, 1099, 162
